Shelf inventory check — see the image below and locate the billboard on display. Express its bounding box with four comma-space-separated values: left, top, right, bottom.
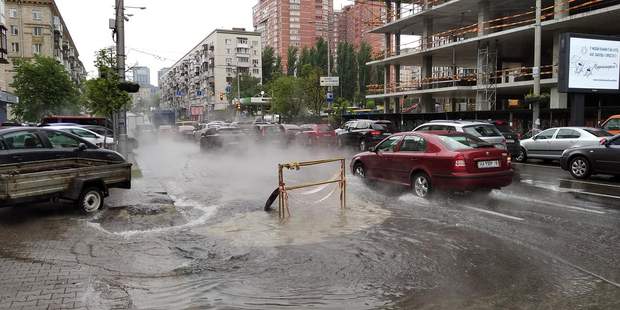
559, 33, 620, 93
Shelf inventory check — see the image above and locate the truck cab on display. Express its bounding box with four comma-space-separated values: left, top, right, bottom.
601, 115, 620, 135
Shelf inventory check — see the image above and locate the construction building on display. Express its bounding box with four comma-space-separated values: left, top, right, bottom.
159, 28, 262, 121
365, 0, 620, 132
253, 0, 334, 71
334, 0, 385, 52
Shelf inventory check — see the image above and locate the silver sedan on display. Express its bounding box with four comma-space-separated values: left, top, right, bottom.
515, 127, 612, 162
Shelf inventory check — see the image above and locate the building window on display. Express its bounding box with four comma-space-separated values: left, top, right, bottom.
252, 59, 259, 65
32, 10, 42, 20
226, 67, 233, 74
252, 68, 259, 75
10, 25, 17, 36
226, 48, 230, 54
8, 9, 17, 18
225, 39, 231, 45
32, 43, 41, 54
237, 57, 249, 63
226, 58, 232, 65
33, 27, 42, 36
11, 42, 19, 53
237, 37, 248, 45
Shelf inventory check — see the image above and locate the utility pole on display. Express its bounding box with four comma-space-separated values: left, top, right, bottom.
532, 0, 542, 130
115, 0, 127, 156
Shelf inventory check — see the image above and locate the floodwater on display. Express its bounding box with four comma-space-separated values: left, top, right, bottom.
1, 136, 619, 309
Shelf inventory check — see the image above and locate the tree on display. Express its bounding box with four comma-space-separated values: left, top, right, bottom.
270, 76, 303, 122
231, 74, 262, 99
286, 46, 298, 76
299, 64, 324, 116
311, 37, 329, 74
357, 42, 373, 102
10, 55, 79, 122
273, 56, 283, 79
83, 49, 131, 117
336, 42, 357, 101
298, 47, 312, 75
262, 46, 275, 84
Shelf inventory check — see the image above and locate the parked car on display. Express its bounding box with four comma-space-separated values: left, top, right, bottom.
350, 132, 513, 198
337, 120, 395, 151
51, 126, 115, 148
0, 127, 130, 213
516, 127, 613, 162
297, 124, 336, 146
413, 120, 507, 150
177, 121, 198, 140
279, 124, 301, 145
254, 124, 283, 144
601, 115, 620, 135
335, 120, 359, 136
199, 126, 245, 151
560, 135, 620, 179
81, 125, 114, 138
488, 120, 520, 158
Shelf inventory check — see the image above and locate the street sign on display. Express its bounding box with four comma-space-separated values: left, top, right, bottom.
320, 76, 339, 87
326, 92, 334, 103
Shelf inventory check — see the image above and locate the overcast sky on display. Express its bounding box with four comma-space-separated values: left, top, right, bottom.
55, 0, 351, 85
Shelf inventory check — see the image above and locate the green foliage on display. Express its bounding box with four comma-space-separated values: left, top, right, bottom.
10, 55, 79, 122
336, 42, 357, 101
312, 37, 329, 74
83, 49, 131, 117
357, 42, 372, 99
262, 46, 275, 84
270, 76, 303, 122
273, 56, 283, 79
286, 46, 298, 76
231, 74, 262, 99
299, 64, 324, 116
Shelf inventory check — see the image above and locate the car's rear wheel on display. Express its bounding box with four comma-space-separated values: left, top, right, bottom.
359, 140, 367, 152
569, 156, 591, 179
514, 148, 527, 163
353, 163, 366, 178
412, 172, 432, 198
78, 187, 104, 213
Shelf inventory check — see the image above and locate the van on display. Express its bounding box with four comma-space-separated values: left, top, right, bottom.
601, 115, 620, 135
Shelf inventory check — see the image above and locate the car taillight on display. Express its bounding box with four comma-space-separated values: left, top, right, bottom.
453, 154, 467, 172
370, 130, 381, 136
503, 152, 511, 167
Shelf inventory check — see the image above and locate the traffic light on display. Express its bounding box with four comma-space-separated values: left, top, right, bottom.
219, 92, 224, 101
236, 103, 241, 110
118, 81, 140, 93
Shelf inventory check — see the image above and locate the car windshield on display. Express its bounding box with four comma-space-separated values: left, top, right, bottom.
584, 129, 613, 137
463, 124, 502, 137
372, 122, 394, 132
437, 134, 493, 150
494, 124, 513, 134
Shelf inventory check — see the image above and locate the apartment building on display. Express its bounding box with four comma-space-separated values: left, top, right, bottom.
253, 0, 334, 71
4, 0, 85, 85
157, 67, 169, 87
160, 28, 262, 121
366, 0, 620, 131
0, 0, 13, 122
131, 66, 150, 86
334, 0, 384, 52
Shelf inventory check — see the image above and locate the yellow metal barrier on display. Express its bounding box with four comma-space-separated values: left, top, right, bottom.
276, 158, 346, 218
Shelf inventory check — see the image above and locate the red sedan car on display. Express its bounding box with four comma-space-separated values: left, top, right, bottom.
350, 132, 514, 198
297, 124, 336, 146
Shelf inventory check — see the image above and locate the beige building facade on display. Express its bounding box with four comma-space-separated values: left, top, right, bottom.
2, 0, 85, 120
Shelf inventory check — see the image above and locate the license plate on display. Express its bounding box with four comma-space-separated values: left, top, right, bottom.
478, 160, 500, 169
505, 139, 515, 143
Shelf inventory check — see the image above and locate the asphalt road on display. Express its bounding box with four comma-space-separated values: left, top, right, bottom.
0, 139, 619, 309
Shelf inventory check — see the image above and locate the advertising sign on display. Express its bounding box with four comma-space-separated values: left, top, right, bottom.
559, 33, 620, 93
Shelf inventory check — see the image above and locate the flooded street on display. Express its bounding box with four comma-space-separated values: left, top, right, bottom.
1, 139, 620, 309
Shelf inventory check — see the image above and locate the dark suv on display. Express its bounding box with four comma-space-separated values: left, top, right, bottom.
337, 120, 395, 151
489, 120, 520, 158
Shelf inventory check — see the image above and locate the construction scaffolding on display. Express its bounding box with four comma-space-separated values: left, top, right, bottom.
476, 46, 497, 111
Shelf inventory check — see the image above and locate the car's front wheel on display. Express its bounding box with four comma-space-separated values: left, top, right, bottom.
569, 156, 591, 179
77, 187, 104, 213
412, 172, 432, 198
514, 148, 527, 163
353, 162, 366, 178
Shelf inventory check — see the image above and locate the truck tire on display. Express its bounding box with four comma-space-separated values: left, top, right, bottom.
77, 187, 104, 213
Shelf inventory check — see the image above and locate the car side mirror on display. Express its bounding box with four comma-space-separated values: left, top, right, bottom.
368, 146, 377, 153
76, 143, 87, 151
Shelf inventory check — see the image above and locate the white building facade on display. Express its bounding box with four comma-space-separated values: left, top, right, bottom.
160, 28, 262, 120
